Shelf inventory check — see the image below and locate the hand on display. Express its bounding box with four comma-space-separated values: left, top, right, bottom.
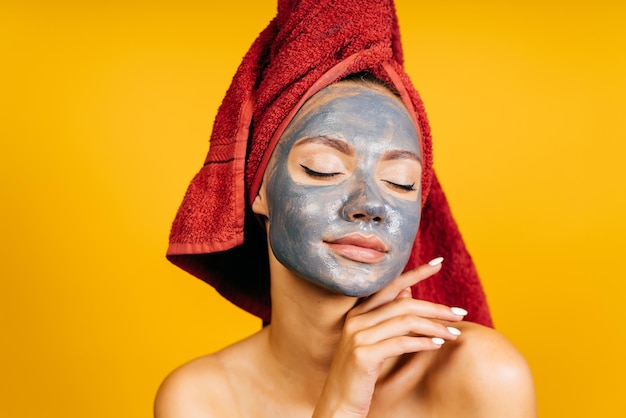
312, 258, 467, 418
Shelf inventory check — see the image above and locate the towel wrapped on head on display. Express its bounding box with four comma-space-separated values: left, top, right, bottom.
167, 0, 493, 327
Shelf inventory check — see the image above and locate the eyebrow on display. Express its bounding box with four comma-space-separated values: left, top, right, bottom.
293, 136, 355, 156
381, 150, 421, 162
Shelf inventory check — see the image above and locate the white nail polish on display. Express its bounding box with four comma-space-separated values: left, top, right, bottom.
428, 257, 444, 266
451, 307, 468, 316
447, 326, 461, 336
432, 337, 445, 345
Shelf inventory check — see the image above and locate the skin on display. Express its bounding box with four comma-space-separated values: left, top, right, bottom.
155, 81, 537, 418
261, 82, 422, 296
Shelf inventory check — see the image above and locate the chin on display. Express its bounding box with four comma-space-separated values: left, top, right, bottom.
315, 275, 392, 298
277, 252, 400, 297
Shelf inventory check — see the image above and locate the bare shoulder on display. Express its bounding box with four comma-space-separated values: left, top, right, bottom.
154, 331, 267, 418
432, 322, 537, 417
154, 353, 234, 418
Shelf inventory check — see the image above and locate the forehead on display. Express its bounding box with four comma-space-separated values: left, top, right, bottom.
275, 81, 420, 156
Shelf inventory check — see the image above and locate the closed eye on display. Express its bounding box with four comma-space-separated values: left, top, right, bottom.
382, 180, 416, 192
300, 164, 344, 178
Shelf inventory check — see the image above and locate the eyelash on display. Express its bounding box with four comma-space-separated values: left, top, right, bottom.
383, 180, 417, 192
301, 165, 416, 192
300, 164, 342, 178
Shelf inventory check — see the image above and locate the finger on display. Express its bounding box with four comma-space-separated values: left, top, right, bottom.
352, 257, 444, 315
352, 335, 446, 366
349, 314, 460, 347
346, 297, 465, 333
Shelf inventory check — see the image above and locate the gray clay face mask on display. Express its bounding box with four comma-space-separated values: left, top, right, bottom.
263, 82, 422, 297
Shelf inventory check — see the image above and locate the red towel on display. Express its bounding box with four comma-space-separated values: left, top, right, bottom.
167, 0, 493, 328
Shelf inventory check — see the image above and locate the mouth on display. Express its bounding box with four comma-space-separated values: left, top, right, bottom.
324, 234, 389, 264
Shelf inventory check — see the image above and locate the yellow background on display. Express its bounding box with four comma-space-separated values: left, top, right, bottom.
2, 0, 624, 416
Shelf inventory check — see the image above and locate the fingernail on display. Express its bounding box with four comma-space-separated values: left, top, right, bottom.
432, 337, 445, 345
428, 257, 444, 266
447, 326, 461, 336
451, 307, 468, 316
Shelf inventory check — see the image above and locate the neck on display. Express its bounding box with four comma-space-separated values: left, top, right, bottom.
263, 253, 359, 402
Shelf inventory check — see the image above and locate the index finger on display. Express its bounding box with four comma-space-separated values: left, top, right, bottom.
351, 257, 444, 315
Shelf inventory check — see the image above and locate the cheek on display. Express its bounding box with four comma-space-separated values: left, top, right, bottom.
264, 175, 341, 274
268, 182, 343, 235
266, 168, 323, 243
385, 193, 422, 247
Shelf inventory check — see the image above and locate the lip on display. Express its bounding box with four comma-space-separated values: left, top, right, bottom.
324, 234, 389, 263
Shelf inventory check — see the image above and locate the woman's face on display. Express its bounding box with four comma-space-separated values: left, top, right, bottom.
255, 81, 422, 297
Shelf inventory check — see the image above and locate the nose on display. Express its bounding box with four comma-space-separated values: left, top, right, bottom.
341, 181, 386, 224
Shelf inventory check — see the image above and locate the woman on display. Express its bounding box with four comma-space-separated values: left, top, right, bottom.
157, 1, 536, 416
